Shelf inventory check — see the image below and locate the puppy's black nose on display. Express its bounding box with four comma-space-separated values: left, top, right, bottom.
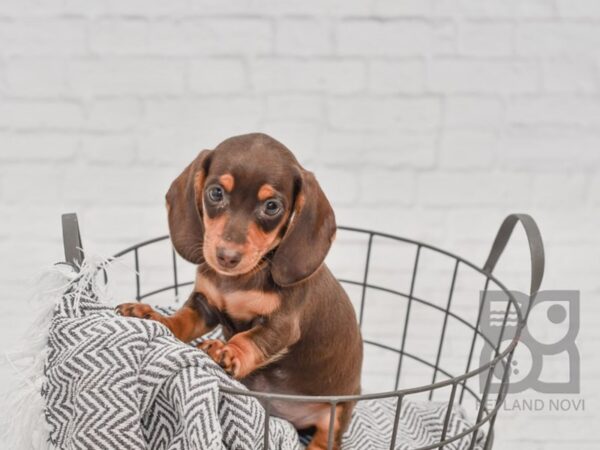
216, 247, 241, 269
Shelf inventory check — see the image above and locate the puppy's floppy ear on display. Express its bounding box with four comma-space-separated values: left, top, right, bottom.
166, 150, 212, 264
271, 169, 336, 287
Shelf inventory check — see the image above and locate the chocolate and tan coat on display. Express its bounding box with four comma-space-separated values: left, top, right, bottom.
118, 133, 362, 449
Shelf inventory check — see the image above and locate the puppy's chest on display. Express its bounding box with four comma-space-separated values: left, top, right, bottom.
195, 276, 281, 322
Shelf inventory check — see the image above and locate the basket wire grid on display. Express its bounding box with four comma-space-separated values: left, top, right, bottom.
61, 212, 544, 450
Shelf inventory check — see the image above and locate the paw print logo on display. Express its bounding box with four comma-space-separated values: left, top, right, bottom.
479, 290, 579, 394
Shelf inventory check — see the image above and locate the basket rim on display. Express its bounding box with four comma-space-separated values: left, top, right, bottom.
113, 225, 524, 404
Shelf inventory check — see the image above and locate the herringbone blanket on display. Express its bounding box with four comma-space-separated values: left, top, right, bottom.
8, 261, 483, 450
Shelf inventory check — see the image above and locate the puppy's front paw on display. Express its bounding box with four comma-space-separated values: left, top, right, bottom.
198, 339, 226, 359
198, 339, 243, 378
115, 302, 163, 322
219, 345, 244, 378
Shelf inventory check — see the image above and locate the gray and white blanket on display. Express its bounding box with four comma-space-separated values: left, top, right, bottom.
8, 261, 483, 450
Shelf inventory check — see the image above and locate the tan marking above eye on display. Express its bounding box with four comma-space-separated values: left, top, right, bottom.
219, 174, 235, 192
257, 184, 275, 201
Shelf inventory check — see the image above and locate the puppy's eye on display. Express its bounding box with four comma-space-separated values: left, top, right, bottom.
207, 186, 224, 203
263, 199, 282, 216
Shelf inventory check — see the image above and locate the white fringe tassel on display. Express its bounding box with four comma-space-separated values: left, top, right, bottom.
0, 256, 113, 450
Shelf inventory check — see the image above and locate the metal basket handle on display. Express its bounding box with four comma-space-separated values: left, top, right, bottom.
483, 213, 545, 302
62, 212, 84, 269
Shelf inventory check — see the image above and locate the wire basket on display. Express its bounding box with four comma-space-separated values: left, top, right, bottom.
61, 213, 544, 450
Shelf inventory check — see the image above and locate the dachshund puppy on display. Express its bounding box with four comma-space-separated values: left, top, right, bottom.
117, 133, 363, 449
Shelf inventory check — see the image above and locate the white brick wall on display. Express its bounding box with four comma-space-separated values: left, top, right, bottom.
1, 1, 599, 448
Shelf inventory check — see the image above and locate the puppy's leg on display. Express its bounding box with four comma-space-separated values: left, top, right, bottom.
116, 292, 218, 342
306, 403, 351, 450
200, 329, 266, 378
201, 314, 300, 379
